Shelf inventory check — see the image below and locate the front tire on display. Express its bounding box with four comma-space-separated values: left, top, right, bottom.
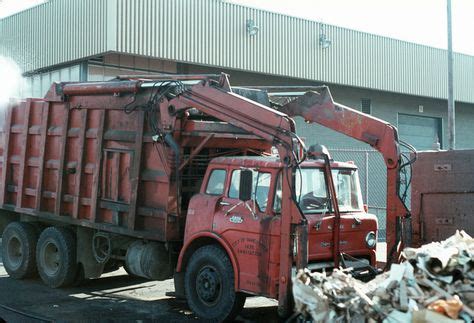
36, 227, 77, 288
1, 222, 38, 279
184, 245, 246, 321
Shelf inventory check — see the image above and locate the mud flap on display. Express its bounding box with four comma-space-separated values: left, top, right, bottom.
169, 271, 186, 299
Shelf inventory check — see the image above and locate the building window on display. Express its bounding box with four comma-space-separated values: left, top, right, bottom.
361, 98, 371, 114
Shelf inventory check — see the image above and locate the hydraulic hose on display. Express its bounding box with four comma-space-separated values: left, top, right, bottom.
164, 133, 181, 218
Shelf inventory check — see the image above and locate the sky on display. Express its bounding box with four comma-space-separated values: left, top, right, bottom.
0, 0, 473, 55
0, 0, 47, 19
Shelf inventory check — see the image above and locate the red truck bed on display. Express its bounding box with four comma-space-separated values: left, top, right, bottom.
0, 97, 179, 240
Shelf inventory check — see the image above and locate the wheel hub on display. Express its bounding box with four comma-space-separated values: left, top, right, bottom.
7, 235, 22, 269
196, 266, 221, 305
42, 240, 61, 276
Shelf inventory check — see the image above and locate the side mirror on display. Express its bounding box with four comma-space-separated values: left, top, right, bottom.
239, 169, 253, 201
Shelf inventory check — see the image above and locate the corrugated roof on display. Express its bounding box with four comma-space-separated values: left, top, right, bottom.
0, 0, 473, 103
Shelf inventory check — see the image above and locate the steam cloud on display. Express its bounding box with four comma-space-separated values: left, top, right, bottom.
0, 56, 29, 129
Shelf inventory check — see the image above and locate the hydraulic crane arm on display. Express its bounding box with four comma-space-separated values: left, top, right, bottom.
279, 87, 400, 168
161, 75, 299, 153
160, 74, 307, 316
279, 86, 411, 265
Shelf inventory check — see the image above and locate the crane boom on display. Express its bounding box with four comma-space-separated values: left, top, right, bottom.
163, 75, 306, 315
163, 75, 298, 152
279, 86, 411, 265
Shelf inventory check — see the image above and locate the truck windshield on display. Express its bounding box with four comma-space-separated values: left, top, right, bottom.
295, 168, 363, 213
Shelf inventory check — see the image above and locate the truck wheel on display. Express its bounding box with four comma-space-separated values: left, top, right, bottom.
1, 222, 38, 279
36, 227, 77, 288
184, 245, 246, 321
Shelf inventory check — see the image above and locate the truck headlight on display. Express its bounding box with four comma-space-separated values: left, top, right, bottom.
365, 231, 376, 248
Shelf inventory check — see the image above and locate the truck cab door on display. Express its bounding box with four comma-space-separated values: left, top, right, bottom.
213, 168, 277, 296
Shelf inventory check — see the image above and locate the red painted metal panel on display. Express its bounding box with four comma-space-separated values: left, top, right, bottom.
0, 80, 269, 242
411, 150, 474, 244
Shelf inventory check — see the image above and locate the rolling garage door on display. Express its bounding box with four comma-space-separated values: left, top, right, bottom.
398, 114, 442, 150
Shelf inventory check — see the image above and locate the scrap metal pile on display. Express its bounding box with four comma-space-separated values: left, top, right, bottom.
293, 231, 474, 322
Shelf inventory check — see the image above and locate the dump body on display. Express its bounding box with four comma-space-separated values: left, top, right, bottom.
0, 86, 269, 242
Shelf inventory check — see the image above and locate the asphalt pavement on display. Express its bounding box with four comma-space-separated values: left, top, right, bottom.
0, 239, 386, 322
0, 239, 279, 322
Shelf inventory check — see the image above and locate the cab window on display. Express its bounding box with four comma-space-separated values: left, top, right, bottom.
229, 169, 271, 212
205, 169, 226, 195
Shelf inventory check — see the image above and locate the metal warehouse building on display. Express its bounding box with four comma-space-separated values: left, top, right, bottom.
1, 0, 474, 237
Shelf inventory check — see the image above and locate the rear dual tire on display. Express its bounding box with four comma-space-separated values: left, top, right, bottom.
36, 226, 78, 288
1, 222, 38, 279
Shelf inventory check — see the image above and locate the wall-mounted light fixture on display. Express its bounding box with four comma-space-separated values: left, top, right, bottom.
319, 34, 332, 49
246, 19, 259, 36
319, 25, 332, 49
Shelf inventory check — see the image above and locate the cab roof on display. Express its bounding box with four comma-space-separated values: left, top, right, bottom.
210, 156, 358, 169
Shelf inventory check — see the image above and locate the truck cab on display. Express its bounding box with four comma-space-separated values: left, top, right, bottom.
181, 155, 377, 299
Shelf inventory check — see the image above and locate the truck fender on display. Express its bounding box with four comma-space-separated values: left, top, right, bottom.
176, 231, 240, 289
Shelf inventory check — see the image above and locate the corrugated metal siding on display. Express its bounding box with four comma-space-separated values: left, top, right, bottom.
114, 0, 474, 103
1, 0, 474, 103
0, 0, 107, 72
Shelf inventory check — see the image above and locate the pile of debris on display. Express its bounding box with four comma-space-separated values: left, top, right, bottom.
293, 230, 474, 322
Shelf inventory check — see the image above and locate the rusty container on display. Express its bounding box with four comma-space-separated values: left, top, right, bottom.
411, 149, 474, 244
0, 96, 179, 241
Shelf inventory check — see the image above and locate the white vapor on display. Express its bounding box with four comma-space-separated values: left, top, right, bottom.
0, 56, 28, 128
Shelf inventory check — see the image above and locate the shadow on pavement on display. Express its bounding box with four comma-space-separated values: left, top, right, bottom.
0, 273, 281, 322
